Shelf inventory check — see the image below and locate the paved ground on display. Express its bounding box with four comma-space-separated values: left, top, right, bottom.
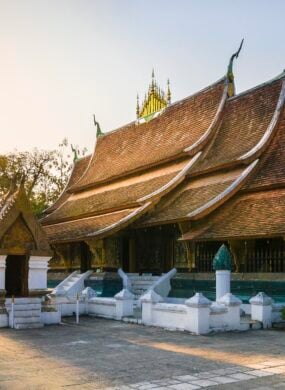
0, 317, 285, 389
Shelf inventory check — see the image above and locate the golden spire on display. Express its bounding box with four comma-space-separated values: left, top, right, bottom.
167, 79, 171, 104
136, 94, 140, 119
136, 70, 171, 120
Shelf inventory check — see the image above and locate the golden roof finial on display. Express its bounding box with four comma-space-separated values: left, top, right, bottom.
136, 94, 140, 118
167, 79, 171, 104
136, 69, 170, 120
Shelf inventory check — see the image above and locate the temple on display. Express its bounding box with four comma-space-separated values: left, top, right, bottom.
41, 48, 285, 281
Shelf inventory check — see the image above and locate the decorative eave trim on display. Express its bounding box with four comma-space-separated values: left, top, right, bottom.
184, 79, 229, 155
137, 153, 202, 203
186, 159, 259, 220
86, 202, 152, 240
238, 80, 285, 162
68, 137, 99, 193
44, 155, 91, 214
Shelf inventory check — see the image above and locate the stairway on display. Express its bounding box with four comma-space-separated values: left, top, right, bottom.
128, 274, 161, 299
240, 315, 262, 331
53, 270, 93, 298
8, 298, 43, 329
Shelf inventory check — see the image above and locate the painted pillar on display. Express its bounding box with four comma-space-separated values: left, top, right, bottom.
28, 256, 51, 292
213, 245, 232, 302
0, 255, 7, 295
216, 270, 231, 301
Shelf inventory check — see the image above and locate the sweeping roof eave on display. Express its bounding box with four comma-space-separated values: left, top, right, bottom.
136, 161, 258, 228
190, 74, 285, 176
45, 202, 153, 244
44, 155, 91, 215
180, 188, 285, 242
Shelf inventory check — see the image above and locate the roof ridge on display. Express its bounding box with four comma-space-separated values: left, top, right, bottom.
228, 70, 285, 102
100, 76, 227, 138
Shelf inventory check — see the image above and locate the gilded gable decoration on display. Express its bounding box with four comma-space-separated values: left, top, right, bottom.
136, 70, 171, 122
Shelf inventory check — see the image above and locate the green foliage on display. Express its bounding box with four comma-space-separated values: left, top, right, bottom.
281, 306, 285, 321
0, 139, 87, 217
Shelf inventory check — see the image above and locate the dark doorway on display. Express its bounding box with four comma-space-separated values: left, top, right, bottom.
80, 242, 92, 272
122, 238, 130, 272
5, 255, 28, 297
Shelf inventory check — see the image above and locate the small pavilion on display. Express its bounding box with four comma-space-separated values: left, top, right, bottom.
0, 182, 51, 300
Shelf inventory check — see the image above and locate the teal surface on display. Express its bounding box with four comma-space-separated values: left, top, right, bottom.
48, 278, 285, 303
169, 279, 285, 303
84, 279, 123, 297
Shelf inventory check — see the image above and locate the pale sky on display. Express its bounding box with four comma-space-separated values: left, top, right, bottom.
1, 0, 284, 154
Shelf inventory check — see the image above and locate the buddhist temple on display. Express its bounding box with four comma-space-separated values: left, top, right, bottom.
41, 45, 285, 281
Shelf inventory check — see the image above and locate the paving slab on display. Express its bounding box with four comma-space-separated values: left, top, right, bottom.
0, 317, 285, 389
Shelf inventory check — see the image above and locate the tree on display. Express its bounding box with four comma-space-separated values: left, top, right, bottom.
0, 139, 87, 216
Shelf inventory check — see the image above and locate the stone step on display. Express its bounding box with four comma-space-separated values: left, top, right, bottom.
12, 304, 41, 311
14, 316, 41, 324
132, 281, 155, 286
129, 277, 160, 282
14, 310, 41, 318
6, 298, 41, 304
14, 322, 43, 330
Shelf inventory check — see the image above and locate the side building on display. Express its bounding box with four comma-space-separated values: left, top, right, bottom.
41, 59, 285, 281
0, 182, 51, 299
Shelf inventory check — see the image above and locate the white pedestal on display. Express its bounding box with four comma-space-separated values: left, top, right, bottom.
250, 292, 273, 329
114, 289, 134, 320
185, 293, 211, 335
141, 290, 163, 325
216, 270, 231, 301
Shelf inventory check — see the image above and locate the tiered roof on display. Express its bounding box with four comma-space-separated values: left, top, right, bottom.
42, 63, 285, 244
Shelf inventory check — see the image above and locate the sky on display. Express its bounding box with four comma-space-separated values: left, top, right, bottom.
0, 0, 285, 154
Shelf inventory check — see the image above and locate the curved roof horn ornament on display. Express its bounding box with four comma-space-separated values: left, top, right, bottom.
227, 39, 244, 97
93, 114, 103, 138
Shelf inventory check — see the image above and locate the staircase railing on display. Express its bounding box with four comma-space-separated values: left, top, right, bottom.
149, 268, 177, 298
52, 271, 79, 296
118, 268, 132, 292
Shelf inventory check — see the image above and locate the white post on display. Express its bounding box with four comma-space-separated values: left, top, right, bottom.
114, 289, 135, 320
28, 256, 51, 293
141, 290, 163, 325
216, 270, 231, 301
76, 294, 80, 324
11, 296, 15, 329
218, 293, 242, 330
0, 255, 7, 294
250, 292, 272, 329
185, 293, 211, 335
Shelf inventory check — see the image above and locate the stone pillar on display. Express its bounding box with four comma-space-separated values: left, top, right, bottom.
216, 270, 231, 301
213, 244, 232, 301
250, 292, 273, 329
28, 256, 51, 293
0, 256, 7, 296
114, 289, 134, 320
185, 293, 211, 335
141, 290, 163, 325
218, 293, 242, 330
